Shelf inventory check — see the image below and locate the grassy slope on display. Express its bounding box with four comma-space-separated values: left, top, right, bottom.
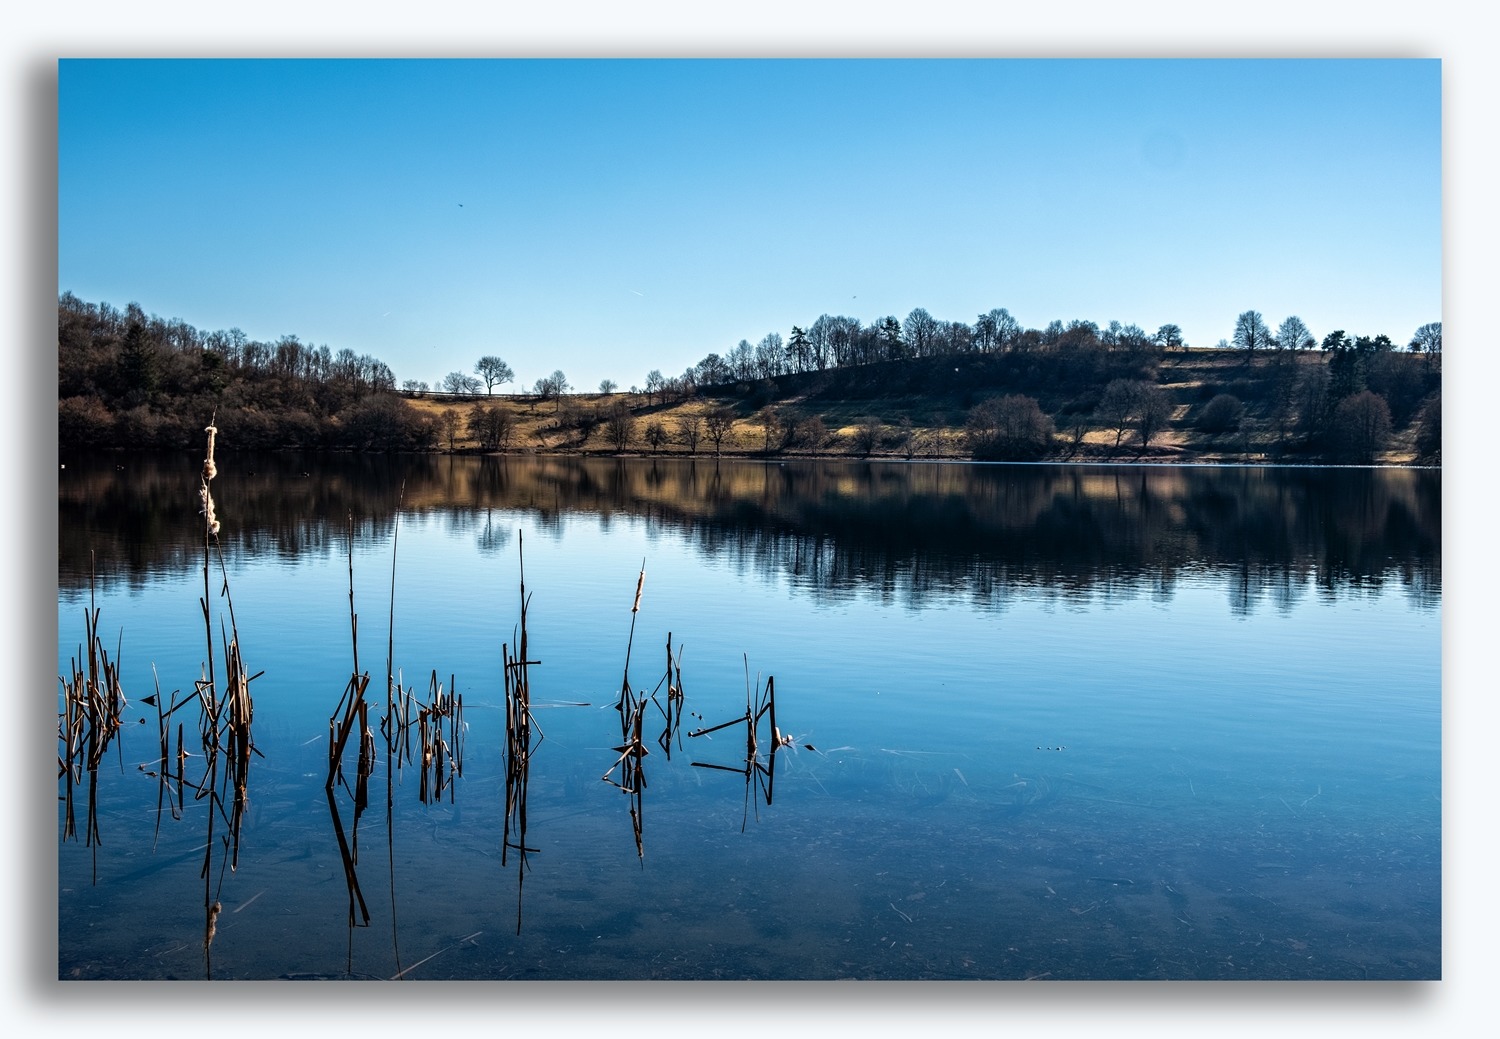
405, 348, 1432, 466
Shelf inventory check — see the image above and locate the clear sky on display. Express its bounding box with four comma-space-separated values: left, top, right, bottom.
57, 57, 1440, 394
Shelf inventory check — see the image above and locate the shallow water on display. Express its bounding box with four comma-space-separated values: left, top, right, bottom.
57, 454, 1440, 980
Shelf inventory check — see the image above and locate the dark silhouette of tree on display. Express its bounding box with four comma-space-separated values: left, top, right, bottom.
903, 308, 939, 358
644, 369, 665, 405
117, 320, 159, 405
853, 417, 882, 457
1233, 310, 1271, 358
534, 370, 570, 411
599, 378, 618, 394
1409, 322, 1442, 359
1154, 323, 1185, 350
755, 406, 781, 454
1329, 390, 1392, 463
644, 420, 667, 455
1135, 383, 1172, 448
703, 407, 735, 456
474, 355, 515, 394
1097, 379, 1139, 449
443, 371, 482, 397
1275, 316, 1314, 352
787, 326, 810, 372
605, 401, 635, 452
755, 334, 784, 378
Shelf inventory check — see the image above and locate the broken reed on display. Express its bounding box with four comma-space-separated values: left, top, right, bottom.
417, 672, 463, 805
601, 561, 662, 862
327, 513, 374, 801
688, 662, 782, 831
323, 515, 375, 934
501, 532, 544, 933
652, 633, 686, 757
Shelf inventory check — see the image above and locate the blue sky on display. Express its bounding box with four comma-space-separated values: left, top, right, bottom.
57, 58, 1440, 393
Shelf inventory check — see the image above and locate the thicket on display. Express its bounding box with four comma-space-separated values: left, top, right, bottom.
58, 292, 436, 451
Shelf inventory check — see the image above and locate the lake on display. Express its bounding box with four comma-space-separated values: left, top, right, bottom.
56, 452, 1441, 980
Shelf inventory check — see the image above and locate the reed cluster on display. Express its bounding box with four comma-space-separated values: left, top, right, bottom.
61, 421, 817, 970
57, 556, 126, 883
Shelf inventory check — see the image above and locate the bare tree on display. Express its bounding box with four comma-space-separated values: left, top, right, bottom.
644, 420, 668, 454
438, 408, 461, 451
1275, 316, 1314, 352
1135, 383, 1172, 448
474, 355, 515, 394
1233, 310, 1272, 358
468, 403, 515, 451
604, 401, 635, 452
902, 308, 939, 357
442, 371, 482, 397
703, 408, 736, 457
676, 413, 703, 455
964, 395, 1055, 461
1097, 379, 1139, 449
644, 369, 665, 405
1154, 323, 1185, 350
755, 406, 780, 454
533, 369, 570, 412
1409, 322, 1442, 359
599, 378, 618, 394
1330, 390, 1392, 463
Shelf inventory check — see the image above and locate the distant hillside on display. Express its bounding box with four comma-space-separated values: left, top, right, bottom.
57, 291, 1439, 466
402, 346, 1440, 467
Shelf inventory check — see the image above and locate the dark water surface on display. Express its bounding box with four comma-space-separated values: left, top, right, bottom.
57, 453, 1440, 980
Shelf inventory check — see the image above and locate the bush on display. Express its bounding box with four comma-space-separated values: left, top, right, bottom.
337, 394, 436, 451
1328, 391, 1392, 463
1197, 393, 1245, 433
58, 395, 116, 448
965, 394, 1055, 461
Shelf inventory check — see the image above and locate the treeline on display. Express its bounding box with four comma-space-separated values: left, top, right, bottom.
57, 291, 1442, 464
623, 306, 1440, 407
58, 291, 438, 451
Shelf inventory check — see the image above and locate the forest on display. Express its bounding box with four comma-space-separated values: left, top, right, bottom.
56, 292, 1441, 465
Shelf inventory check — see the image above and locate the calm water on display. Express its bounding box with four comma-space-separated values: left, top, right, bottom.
57, 453, 1441, 980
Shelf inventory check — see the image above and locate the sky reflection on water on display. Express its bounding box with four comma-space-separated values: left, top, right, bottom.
57, 456, 1439, 980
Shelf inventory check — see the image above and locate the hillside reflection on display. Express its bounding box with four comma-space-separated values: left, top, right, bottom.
58, 453, 1441, 613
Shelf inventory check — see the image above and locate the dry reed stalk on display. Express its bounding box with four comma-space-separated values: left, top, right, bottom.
179, 416, 261, 974
650, 634, 686, 756
499, 532, 546, 930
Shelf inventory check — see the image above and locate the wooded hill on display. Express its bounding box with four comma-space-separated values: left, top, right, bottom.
57, 293, 1440, 466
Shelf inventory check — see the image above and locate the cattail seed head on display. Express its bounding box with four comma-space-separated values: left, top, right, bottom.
202, 422, 219, 482
199, 483, 220, 536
